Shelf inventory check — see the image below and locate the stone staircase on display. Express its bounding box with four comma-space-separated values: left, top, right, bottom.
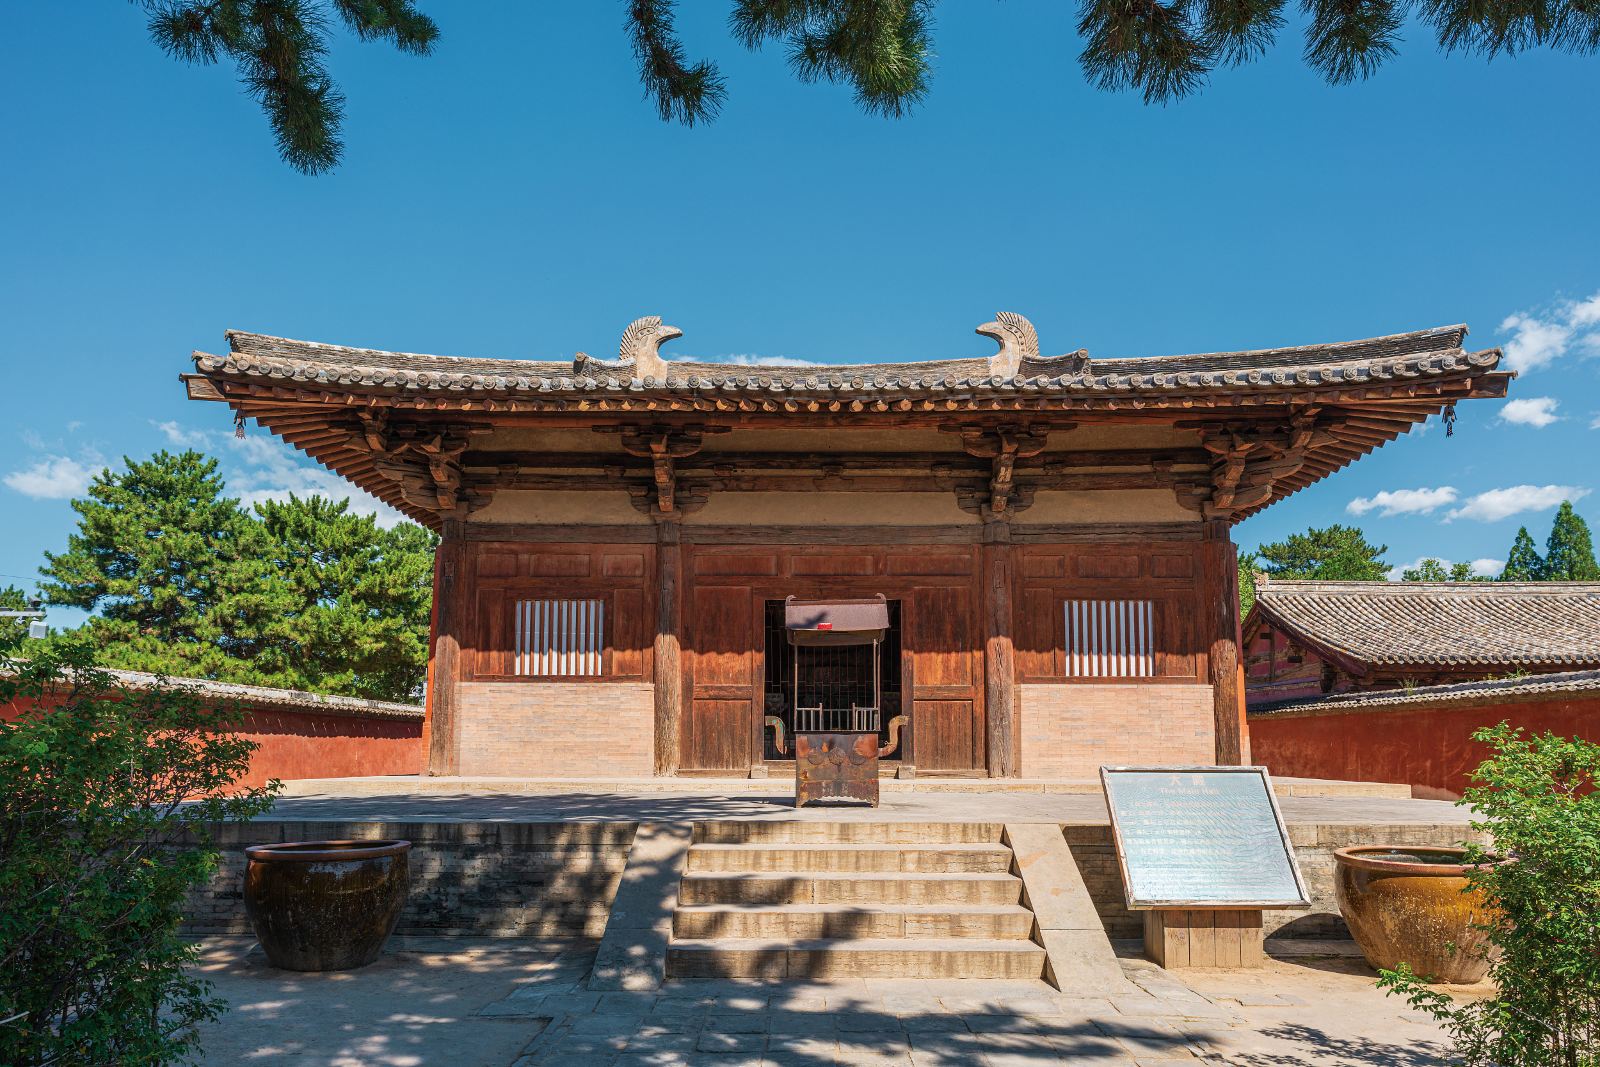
666, 821, 1048, 980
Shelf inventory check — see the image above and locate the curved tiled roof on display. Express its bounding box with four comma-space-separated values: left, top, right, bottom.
26, 666, 425, 720
195, 324, 1494, 398
1249, 668, 1600, 718
1250, 579, 1600, 673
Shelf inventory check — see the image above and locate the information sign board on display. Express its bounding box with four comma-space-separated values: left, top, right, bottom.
1100, 766, 1311, 910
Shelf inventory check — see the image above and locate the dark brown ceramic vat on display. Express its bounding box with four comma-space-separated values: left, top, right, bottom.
1333, 845, 1505, 983
244, 839, 410, 971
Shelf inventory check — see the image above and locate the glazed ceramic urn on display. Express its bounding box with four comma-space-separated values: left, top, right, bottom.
243, 839, 411, 971
1333, 845, 1504, 983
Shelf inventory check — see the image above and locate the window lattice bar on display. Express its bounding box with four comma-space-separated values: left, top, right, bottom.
513, 599, 604, 676
1065, 599, 1154, 678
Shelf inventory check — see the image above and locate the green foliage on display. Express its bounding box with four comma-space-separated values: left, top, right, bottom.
1252, 523, 1390, 581
1400, 557, 1485, 581
39, 450, 436, 702
247, 495, 437, 701
1542, 501, 1600, 581
139, 1, 1599, 174
1502, 525, 1545, 581
1237, 551, 1258, 616
1378, 724, 1600, 1066
141, 0, 438, 174
0, 584, 33, 643
0, 634, 278, 1065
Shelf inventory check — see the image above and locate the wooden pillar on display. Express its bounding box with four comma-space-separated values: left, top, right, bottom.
1202, 519, 1245, 765
983, 521, 1017, 778
426, 519, 467, 776
653, 519, 683, 777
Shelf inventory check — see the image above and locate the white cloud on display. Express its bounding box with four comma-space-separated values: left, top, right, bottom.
1570, 292, 1600, 328
1445, 484, 1591, 523
1497, 289, 1600, 373
153, 422, 406, 528
706, 353, 822, 368
1387, 556, 1504, 580
153, 420, 212, 448
1347, 486, 1459, 517
1591, 413, 1600, 430
3, 455, 99, 499
1498, 397, 1562, 428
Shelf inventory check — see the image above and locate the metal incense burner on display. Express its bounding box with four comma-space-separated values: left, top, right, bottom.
765, 594, 907, 807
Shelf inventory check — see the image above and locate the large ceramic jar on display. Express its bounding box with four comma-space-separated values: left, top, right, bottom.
1333, 845, 1505, 983
243, 839, 411, 971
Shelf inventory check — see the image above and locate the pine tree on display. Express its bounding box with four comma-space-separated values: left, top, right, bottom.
249, 496, 437, 701
0, 585, 31, 642
1501, 526, 1543, 581
135, 2, 1600, 174
1237, 551, 1258, 615
1254, 524, 1390, 581
39, 451, 269, 679
1400, 559, 1479, 582
36, 452, 437, 702
1542, 501, 1600, 581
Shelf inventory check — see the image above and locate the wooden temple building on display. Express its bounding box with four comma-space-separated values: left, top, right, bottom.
182, 315, 1509, 780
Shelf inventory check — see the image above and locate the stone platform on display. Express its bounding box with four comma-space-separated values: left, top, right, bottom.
187, 781, 1477, 957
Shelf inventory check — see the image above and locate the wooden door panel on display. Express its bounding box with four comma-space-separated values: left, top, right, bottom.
913, 699, 980, 771
686, 584, 754, 770
685, 700, 749, 772
907, 585, 983, 772
908, 586, 975, 687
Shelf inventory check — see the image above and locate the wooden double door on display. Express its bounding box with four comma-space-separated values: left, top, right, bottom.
680, 546, 986, 774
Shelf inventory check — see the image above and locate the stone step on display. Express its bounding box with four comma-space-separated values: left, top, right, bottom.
692, 821, 1005, 845
679, 871, 1023, 906
672, 903, 1036, 940
666, 938, 1047, 979
686, 842, 1014, 874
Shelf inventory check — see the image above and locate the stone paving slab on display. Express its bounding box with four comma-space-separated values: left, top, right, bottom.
252, 789, 1470, 826
190, 936, 1483, 1066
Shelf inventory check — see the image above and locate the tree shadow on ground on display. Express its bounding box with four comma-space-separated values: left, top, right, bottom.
1224, 1023, 1452, 1067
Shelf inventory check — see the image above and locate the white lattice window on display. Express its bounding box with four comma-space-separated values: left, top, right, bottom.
514, 598, 605, 676
1064, 599, 1154, 677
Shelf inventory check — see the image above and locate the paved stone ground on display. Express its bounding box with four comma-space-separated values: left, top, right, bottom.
190, 938, 1482, 1066
254, 789, 1470, 826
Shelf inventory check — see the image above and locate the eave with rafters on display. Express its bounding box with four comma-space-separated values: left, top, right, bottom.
181, 315, 1512, 532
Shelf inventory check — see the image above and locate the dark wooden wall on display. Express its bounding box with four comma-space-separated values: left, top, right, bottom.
680, 545, 986, 774
448, 533, 1216, 776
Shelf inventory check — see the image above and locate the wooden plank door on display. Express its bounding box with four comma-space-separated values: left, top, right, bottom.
684, 584, 756, 772
906, 585, 985, 772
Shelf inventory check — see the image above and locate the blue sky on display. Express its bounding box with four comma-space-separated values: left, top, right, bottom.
3, 3, 1598, 622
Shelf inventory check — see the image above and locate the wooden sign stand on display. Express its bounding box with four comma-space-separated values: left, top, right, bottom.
1143, 908, 1265, 969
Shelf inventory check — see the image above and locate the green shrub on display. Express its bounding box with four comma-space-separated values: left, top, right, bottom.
0, 636, 277, 1065
1378, 722, 1600, 1067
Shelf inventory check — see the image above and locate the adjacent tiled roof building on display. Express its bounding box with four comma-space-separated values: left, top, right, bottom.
1242, 578, 1600, 707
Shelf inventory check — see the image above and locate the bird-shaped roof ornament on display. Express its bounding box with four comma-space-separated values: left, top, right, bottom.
573, 316, 683, 382
976, 312, 1089, 378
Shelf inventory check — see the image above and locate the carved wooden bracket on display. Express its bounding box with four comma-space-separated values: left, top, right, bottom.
950, 423, 1052, 520
356, 414, 491, 515
1180, 410, 1325, 521
605, 424, 729, 516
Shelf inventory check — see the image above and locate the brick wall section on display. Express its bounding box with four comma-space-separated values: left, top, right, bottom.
181, 820, 637, 938
1019, 683, 1214, 778
455, 682, 654, 777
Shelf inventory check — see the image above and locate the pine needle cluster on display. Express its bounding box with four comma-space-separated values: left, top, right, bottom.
137, 1, 1600, 173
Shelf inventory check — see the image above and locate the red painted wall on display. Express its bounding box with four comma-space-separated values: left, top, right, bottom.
1250, 695, 1600, 800
3, 692, 423, 790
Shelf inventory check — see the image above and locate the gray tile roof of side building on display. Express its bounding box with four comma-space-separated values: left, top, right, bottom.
9, 664, 425, 720
196, 324, 1495, 396
1249, 668, 1600, 718
1248, 578, 1600, 674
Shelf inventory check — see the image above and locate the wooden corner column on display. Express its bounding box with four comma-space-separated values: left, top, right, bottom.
653, 518, 683, 776
426, 519, 467, 776
983, 520, 1017, 778
1201, 519, 1246, 765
